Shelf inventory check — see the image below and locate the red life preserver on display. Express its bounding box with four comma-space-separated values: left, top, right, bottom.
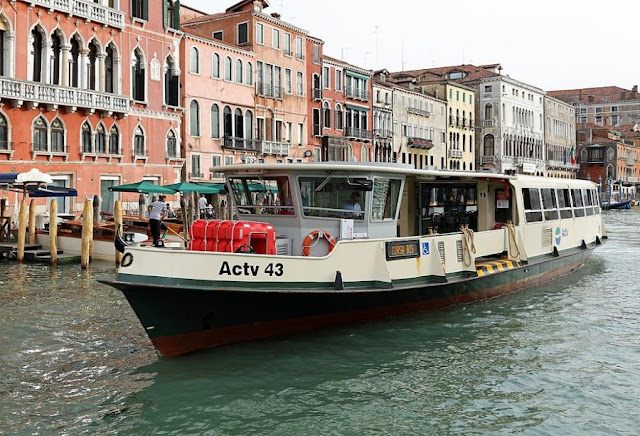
302, 229, 337, 256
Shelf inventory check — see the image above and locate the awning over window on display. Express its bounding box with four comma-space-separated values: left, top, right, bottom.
345, 70, 370, 81
345, 103, 370, 112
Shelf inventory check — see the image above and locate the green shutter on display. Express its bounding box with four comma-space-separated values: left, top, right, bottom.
162, 0, 168, 28
142, 0, 148, 20
173, 1, 180, 29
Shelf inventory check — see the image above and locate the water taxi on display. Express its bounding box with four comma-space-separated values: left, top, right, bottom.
100, 162, 607, 356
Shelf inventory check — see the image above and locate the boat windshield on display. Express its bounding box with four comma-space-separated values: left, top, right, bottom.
298, 176, 369, 220
228, 176, 292, 215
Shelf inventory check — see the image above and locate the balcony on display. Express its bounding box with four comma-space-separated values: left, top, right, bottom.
256, 82, 283, 99
374, 129, 393, 139
483, 119, 494, 127
345, 86, 368, 101
261, 141, 290, 156
25, 0, 125, 29
407, 106, 431, 117
547, 159, 580, 170
407, 137, 433, 150
312, 88, 322, 101
345, 127, 372, 140
222, 136, 261, 153
0, 77, 129, 115
480, 155, 496, 164
449, 149, 463, 159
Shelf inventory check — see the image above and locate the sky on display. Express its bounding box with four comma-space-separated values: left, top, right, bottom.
183, 0, 639, 92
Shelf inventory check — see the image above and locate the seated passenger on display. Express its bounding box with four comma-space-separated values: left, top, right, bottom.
340, 191, 363, 219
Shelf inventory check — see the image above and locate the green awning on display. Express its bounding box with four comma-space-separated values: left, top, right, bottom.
346, 70, 370, 81
345, 103, 370, 112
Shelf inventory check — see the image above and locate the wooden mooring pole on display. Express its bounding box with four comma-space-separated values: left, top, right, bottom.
49, 199, 58, 266
0, 198, 6, 242
28, 199, 36, 244
81, 199, 93, 269
114, 200, 123, 266
17, 199, 27, 262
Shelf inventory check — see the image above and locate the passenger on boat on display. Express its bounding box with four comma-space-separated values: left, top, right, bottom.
340, 191, 363, 219
149, 195, 167, 246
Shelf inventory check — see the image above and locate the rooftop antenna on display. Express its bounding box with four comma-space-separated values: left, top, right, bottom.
374, 25, 380, 69
364, 51, 372, 68
401, 41, 405, 71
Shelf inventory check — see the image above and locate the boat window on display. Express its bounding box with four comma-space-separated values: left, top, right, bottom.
571, 188, 585, 217
591, 189, 601, 214
494, 187, 512, 224
541, 188, 559, 221
298, 176, 368, 220
522, 188, 542, 222
371, 177, 402, 221
228, 176, 292, 215
419, 184, 477, 233
583, 188, 594, 216
556, 188, 573, 219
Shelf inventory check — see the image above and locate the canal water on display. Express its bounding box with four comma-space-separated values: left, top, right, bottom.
1, 210, 639, 435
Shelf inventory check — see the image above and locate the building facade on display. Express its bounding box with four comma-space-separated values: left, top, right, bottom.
544, 95, 578, 178
372, 70, 394, 163
0, 0, 183, 215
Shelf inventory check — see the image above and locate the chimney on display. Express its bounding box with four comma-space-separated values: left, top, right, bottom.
588, 95, 594, 102
579, 89, 583, 100
271, 12, 281, 19
633, 85, 638, 93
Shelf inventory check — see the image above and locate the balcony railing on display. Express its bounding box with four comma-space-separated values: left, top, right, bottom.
256, 82, 283, 99
0, 77, 129, 115
449, 149, 463, 159
345, 127, 372, 140
345, 86, 368, 101
480, 155, 496, 164
261, 141, 290, 156
407, 107, 431, 117
374, 129, 393, 139
483, 119, 494, 127
222, 136, 261, 152
547, 159, 580, 170
25, 0, 125, 29
312, 88, 322, 100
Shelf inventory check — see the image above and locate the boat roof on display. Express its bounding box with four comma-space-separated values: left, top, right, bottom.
211, 161, 516, 180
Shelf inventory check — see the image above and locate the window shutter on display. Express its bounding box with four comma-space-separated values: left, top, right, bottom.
162, 0, 168, 28
142, 0, 148, 20
170, 75, 179, 106
173, 1, 180, 29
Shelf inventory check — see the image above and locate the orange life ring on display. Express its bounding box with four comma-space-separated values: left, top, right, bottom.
302, 229, 337, 256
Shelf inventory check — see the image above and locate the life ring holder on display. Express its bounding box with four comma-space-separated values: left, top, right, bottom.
302, 229, 337, 257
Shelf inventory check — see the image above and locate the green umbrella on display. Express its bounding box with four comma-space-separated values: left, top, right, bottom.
109, 181, 174, 194
162, 181, 224, 194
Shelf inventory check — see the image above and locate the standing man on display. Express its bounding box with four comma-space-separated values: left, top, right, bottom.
340, 191, 363, 219
198, 193, 208, 219
149, 194, 167, 246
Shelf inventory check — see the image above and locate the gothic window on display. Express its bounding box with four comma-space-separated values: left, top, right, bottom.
0, 113, 7, 149
105, 44, 115, 93
164, 56, 179, 106
88, 40, 98, 90
210, 104, 219, 138
335, 104, 343, 130
109, 125, 120, 154
166, 130, 177, 158
132, 48, 145, 101
96, 123, 106, 153
323, 101, 331, 128
81, 122, 92, 153
70, 37, 80, 88
133, 125, 145, 155
189, 100, 200, 136
50, 32, 62, 85
33, 117, 48, 151
50, 118, 64, 152
31, 28, 44, 82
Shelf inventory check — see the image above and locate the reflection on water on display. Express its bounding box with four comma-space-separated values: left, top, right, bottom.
1, 210, 640, 434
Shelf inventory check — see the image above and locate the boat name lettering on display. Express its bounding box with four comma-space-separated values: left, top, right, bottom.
218, 261, 284, 277
385, 240, 420, 261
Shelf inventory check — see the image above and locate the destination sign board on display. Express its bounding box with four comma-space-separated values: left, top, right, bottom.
385, 240, 420, 261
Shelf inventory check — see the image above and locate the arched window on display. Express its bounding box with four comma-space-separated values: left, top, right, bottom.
50, 32, 62, 85
484, 103, 493, 120
70, 36, 80, 88
223, 106, 232, 137
132, 48, 145, 101
190, 47, 199, 74
166, 129, 177, 158
0, 16, 11, 77
133, 125, 145, 156
165, 0, 178, 29
109, 125, 119, 154
361, 145, 369, 162
211, 104, 220, 138
244, 110, 253, 140
88, 40, 98, 90
224, 56, 232, 81
323, 101, 331, 128
0, 113, 8, 149
483, 134, 495, 156
235, 59, 243, 84
212, 53, 220, 78
189, 100, 200, 136
31, 27, 44, 82
335, 104, 343, 130
164, 56, 178, 106
50, 118, 64, 152
81, 121, 92, 153
33, 116, 47, 151
95, 123, 106, 153
245, 62, 253, 85
234, 108, 244, 139
105, 44, 115, 93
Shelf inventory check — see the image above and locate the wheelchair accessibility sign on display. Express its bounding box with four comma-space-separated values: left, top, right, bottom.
422, 242, 430, 255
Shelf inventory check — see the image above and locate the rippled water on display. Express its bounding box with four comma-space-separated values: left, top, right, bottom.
1, 210, 639, 435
